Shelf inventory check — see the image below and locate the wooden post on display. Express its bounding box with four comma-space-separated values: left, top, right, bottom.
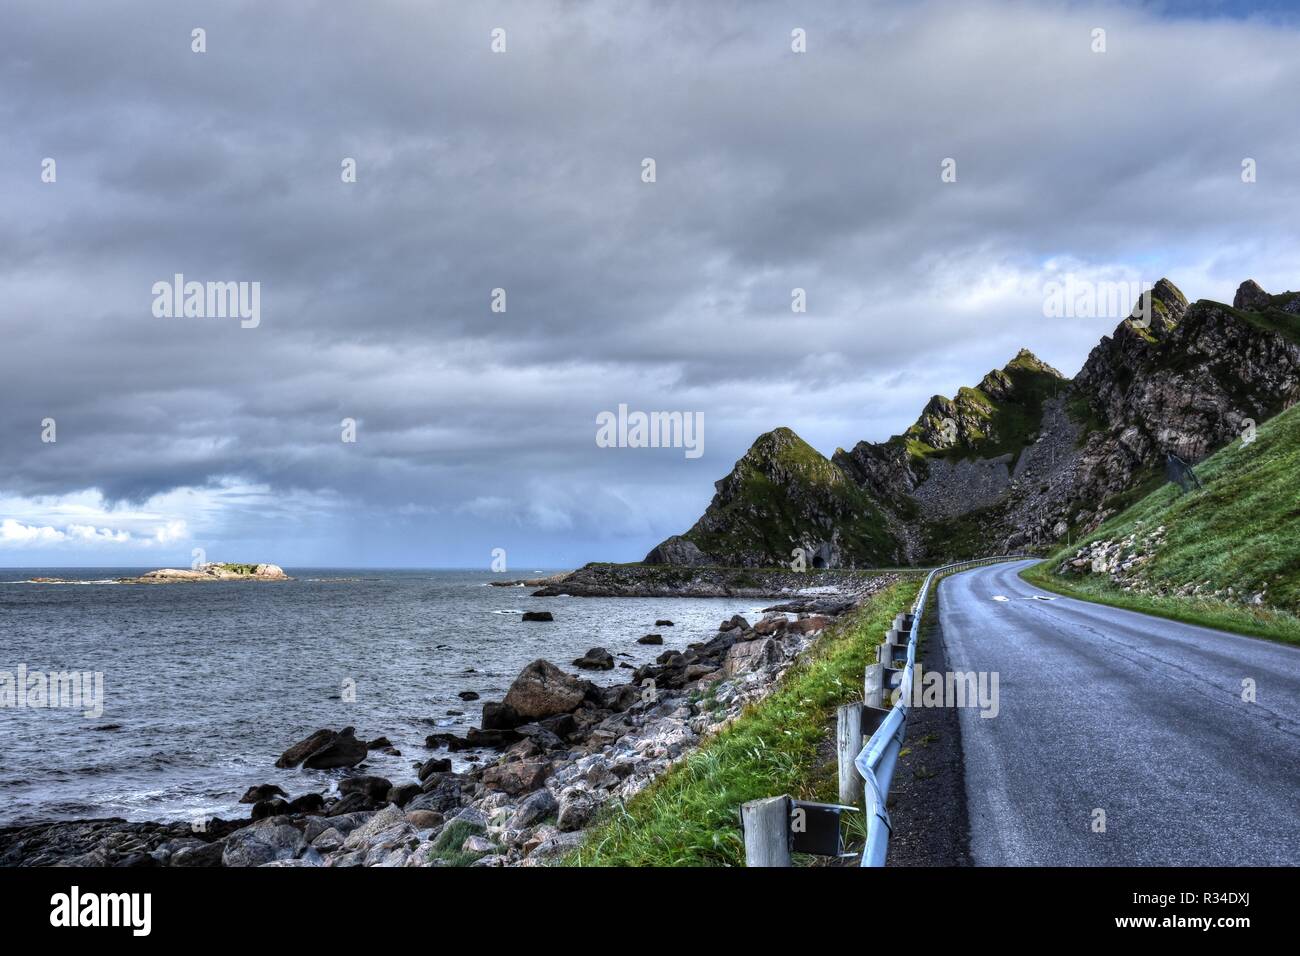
741, 796, 792, 867
864, 663, 884, 709
836, 702, 865, 806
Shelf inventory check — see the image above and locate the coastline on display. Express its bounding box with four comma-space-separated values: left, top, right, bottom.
0, 569, 900, 867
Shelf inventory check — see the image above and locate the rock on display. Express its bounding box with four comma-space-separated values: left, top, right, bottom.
724, 637, 779, 677
406, 810, 444, 831
366, 736, 392, 750
286, 793, 326, 815
481, 700, 522, 730
326, 792, 378, 816
521, 611, 554, 622
787, 614, 831, 635
302, 727, 368, 770
466, 727, 523, 748
462, 835, 495, 854
556, 790, 597, 832
418, 758, 452, 781
412, 773, 467, 813
338, 775, 392, 801
342, 804, 407, 847
527, 830, 586, 863
482, 758, 552, 795
643, 535, 709, 566
275, 728, 336, 769
221, 821, 306, 867
655, 620, 674, 627
508, 789, 558, 829
458, 691, 480, 701
239, 784, 287, 804
169, 841, 225, 867
637, 634, 663, 645
503, 659, 591, 720
572, 647, 615, 670
753, 616, 788, 635
425, 732, 469, 751
1233, 279, 1271, 311
250, 798, 290, 820
720, 615, 750, 632
386, 783, 424, 807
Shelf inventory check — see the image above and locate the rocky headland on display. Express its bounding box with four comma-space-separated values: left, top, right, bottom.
531, 561, 889, 598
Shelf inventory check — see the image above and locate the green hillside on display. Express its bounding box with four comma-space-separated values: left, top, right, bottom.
1023, 402, 1300, 644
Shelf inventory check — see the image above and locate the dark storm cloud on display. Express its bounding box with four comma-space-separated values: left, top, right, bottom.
2, 0, 1299, 564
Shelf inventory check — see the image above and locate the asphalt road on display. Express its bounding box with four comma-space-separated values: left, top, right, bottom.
939, 559, 1300, 866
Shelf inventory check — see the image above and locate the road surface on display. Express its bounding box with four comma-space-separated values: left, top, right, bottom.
939, 559, 1300, 865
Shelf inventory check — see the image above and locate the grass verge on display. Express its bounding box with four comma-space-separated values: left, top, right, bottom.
1020, 561, 1300, 647
565, 578, 920, 867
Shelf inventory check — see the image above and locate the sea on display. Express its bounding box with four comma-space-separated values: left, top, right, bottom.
0, 568, 768, 828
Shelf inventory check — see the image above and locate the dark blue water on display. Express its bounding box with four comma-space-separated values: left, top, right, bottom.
0, 569, 764, 827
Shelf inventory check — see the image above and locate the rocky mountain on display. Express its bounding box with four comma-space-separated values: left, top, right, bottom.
647, 279, 1300, 567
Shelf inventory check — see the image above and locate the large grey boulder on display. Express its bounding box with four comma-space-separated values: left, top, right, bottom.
503, 660, 590, 720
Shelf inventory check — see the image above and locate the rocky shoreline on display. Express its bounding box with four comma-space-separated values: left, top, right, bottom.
530, 562, 893, 598
0, 576, 896, 867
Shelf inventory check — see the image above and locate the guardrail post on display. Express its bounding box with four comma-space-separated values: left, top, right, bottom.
864, 663, 885, 708
836, 702, 864, 806
741, 796, 792, 867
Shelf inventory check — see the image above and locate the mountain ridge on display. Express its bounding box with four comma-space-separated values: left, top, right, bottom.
647, 278, 1300, 567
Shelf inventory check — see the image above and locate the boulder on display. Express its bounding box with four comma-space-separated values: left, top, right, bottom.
387, 783, 424, 807
521, 611, 554, 622
221, 821, 305, 867
482, 758, 552, 795
572, 647, 615, 670
556, 789, 598, 832
326, 792, 378, 816
503, 660, 590, 720
655, 620, 674, 627
637, 634, 663, 645
366, 736, 392, 750
301, 727, 368, 770
724, 637, 779, 676
275, 729, 336, 769
417, 758, 452, 781
338, 776, 392, 801
250, 798, 289, 820
239, 784, 287, 804
507, 789, 558, 830
286, 793, 326, 815
405, 810, 444, 831
481, 700, 521, 730
457, 691, 480, 701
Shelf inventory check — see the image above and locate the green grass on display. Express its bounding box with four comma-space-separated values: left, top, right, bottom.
1022, 400, 1300, 645
427, 819, 493, 867
1021, 563, 1300, 645
565, 579, 919, 866
214, 563, 259, 575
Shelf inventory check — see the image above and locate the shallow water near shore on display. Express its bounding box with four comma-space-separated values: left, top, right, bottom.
0, 568, 769, 828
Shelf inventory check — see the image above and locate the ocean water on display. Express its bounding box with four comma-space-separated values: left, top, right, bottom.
0, 568, 768, 828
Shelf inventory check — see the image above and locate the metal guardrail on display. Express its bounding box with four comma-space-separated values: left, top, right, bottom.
855, 554, 1029, 867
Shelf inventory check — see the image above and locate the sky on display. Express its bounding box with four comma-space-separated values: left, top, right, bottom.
1, 0, 1298, 568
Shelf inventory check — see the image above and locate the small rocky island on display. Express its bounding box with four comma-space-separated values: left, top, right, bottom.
116, 563, 291, 584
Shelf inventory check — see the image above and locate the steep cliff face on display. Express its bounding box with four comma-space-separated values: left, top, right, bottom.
647, 279, 1300, 567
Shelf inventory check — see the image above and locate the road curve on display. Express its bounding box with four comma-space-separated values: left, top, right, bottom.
938, 559, 1300, 866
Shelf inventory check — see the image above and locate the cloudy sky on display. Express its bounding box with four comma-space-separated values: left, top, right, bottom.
2, 0, 1298, 568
